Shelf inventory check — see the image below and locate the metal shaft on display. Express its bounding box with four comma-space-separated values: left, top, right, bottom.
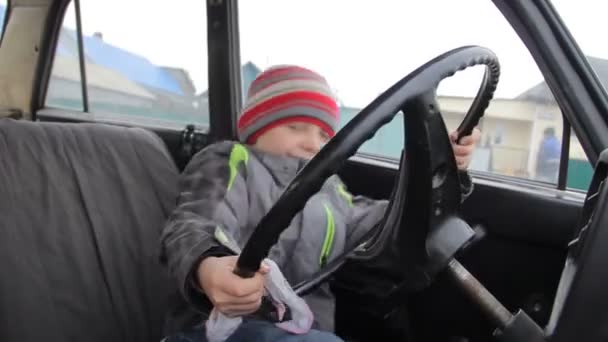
447, 259, 513, 329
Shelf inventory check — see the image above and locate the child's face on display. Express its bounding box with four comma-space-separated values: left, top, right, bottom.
254, 122, 331, 160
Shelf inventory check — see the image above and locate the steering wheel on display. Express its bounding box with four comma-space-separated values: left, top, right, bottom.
234, 46, 500, 290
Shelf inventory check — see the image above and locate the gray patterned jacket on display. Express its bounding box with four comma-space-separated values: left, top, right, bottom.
160, 140, 471, 333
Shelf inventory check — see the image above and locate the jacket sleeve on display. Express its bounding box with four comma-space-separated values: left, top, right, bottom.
331, 179, 388, 250
458, 170, 474, 202
160, 141, 249, 313
344, 194, 389, 250
342, 170, 474, 249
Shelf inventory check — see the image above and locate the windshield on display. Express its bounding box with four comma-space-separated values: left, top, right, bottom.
239, 0, 595, 190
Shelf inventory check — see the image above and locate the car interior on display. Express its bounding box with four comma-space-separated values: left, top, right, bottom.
0, 1, 607, 341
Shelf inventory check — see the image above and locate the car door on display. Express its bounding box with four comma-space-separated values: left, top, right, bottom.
333, 1, 604, 340
234, 1, 601, 341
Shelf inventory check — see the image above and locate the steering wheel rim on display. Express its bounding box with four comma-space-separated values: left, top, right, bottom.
235, 45, 500, 278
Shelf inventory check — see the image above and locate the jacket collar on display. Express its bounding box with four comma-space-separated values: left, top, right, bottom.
248, 146, 309, 184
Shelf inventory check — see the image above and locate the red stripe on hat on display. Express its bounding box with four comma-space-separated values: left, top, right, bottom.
246, 116, 336, 144
238, 98, 337, 131
238, 91, 338, 129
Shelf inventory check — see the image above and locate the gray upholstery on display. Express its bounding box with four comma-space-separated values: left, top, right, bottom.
0, 119, 179, 341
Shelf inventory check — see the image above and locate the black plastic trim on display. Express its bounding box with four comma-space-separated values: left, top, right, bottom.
558, 117, 571, 190
207, 0, 242, 142
73, 0, 88, 112
547, 149, 608, 341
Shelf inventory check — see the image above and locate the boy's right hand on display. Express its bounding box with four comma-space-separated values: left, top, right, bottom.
197, 255, 269, 317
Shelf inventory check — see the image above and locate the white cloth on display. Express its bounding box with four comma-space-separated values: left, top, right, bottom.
205, 259, 314, 342
205, 228, 314, 342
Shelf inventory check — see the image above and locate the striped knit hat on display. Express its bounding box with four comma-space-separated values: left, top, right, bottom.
237, 65, 339, 144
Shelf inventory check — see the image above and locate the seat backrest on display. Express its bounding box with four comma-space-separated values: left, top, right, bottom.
0, 119, 179, 341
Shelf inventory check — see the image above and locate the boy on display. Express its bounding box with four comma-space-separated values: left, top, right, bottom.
161, 65, 480, 341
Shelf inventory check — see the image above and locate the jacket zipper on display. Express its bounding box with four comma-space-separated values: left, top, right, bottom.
320, 203, 336, 266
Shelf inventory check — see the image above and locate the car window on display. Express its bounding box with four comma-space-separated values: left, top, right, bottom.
238, 0, 565, 186
568, 133, 593, 191
0, 0, 6, 37
550, 0, 607, 191
45, 0, 209, 130
46, 4, 83, 112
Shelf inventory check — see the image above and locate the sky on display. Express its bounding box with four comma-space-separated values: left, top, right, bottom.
55, 0, 608, 108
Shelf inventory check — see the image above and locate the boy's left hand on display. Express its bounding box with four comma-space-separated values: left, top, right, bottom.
450, 128, 481, 170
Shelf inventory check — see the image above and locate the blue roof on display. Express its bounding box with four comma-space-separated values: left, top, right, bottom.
0, 4, 183, 96
79, 31, 183, 95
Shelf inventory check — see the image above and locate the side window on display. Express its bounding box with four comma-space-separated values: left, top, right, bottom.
45, 1, 209, 130
551, 0, 607, 191
0, 0, 7, 37
46, 4, 83, 112
567, 133, 593, 191
238, 0, 564, 185
436, 94, 565, 185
